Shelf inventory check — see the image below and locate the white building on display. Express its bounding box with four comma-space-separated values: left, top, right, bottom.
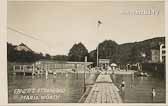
160, 44, 166, 63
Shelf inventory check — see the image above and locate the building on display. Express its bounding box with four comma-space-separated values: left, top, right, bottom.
151, 49, 160, 63
99, 59, 110, 67
160, 44, 166, 63
35, 59, 93, 71
150, 43, 166, 63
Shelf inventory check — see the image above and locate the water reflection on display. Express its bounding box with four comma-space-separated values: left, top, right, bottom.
120, 88, 125, 102
8, 73, 97, 103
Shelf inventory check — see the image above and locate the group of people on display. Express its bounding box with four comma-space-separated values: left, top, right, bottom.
119, 80, 156, 98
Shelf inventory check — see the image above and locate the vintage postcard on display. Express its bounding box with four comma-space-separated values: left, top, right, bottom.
5, 0, 166, 104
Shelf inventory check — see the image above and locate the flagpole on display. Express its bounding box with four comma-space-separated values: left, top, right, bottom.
97, 44, 99, 67
97, 20, 101, 67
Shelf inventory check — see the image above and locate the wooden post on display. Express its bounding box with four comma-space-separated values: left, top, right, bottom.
19, 65, 21, 71
23, 65, 25, 75
38, 65, 40, 75
22, 65, 25, 76
13, 65, 15, 71
13, 65, 16, 75
32, 64, 35, 76
45, 64, 48, 76
39, 64, 41, 74
83, 56, 87, 92
45, 64, 48, 79
40, 64, 42, 74
43, 64, 45, 74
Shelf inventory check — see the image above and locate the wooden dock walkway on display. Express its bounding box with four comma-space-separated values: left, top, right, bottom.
84, 74, 122, 103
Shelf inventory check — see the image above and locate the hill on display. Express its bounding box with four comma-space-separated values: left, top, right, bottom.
89, 37, 165, 64
7, 43, 44, 62
7, 37, 165, 64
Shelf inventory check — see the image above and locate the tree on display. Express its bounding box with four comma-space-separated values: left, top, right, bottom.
88, 40, 119, 64
53, 55, 68, 61
45, 53, 51, 60
128, 44, 147, 64
7, 43, 18, 62
34, 52, 44, 60
88, 50, 97, 62
7, 42, 46, 62
98, 40, 119, 63
68, 42, 88, 62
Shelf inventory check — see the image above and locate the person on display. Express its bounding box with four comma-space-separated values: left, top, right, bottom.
120, 80, 125, 91
120, 80, 126, 100
152, 88, 156, 97
140, 72, 144, 76
152, 88, 156, 102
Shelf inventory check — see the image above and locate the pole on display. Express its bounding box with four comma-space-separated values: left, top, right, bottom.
96, 20, 102, 67
84, 56, 87, 92
84, 66, 86, 92
97, 46, 99, 67
13, 65, 16, 75
23, 65, 25, 76
31, 64, 34, 76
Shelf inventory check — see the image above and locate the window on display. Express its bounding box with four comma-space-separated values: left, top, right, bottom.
162, 50, 166, 54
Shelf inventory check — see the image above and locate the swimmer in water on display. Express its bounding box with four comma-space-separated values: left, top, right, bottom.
120, 80, 126, 99
152, 88, 156, 102
120, 80, 125, 91
152, 88, 156, 97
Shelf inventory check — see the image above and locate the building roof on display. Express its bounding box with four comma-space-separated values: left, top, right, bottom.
15, 43, 33, 52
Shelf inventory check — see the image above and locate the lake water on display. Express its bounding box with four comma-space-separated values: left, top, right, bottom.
8, 73, 97, 103
8, 72, 165, 103
111, 73, 166, 103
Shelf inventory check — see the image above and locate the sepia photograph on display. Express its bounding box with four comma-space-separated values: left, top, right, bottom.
7, 1, 166, 104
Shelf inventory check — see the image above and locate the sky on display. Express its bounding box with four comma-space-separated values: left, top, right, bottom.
7, 1, 165, 55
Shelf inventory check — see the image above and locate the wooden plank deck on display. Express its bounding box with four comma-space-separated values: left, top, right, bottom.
84, 74, 122, 103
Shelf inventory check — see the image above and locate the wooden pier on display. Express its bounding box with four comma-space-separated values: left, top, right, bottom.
84, 74, 122, 103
